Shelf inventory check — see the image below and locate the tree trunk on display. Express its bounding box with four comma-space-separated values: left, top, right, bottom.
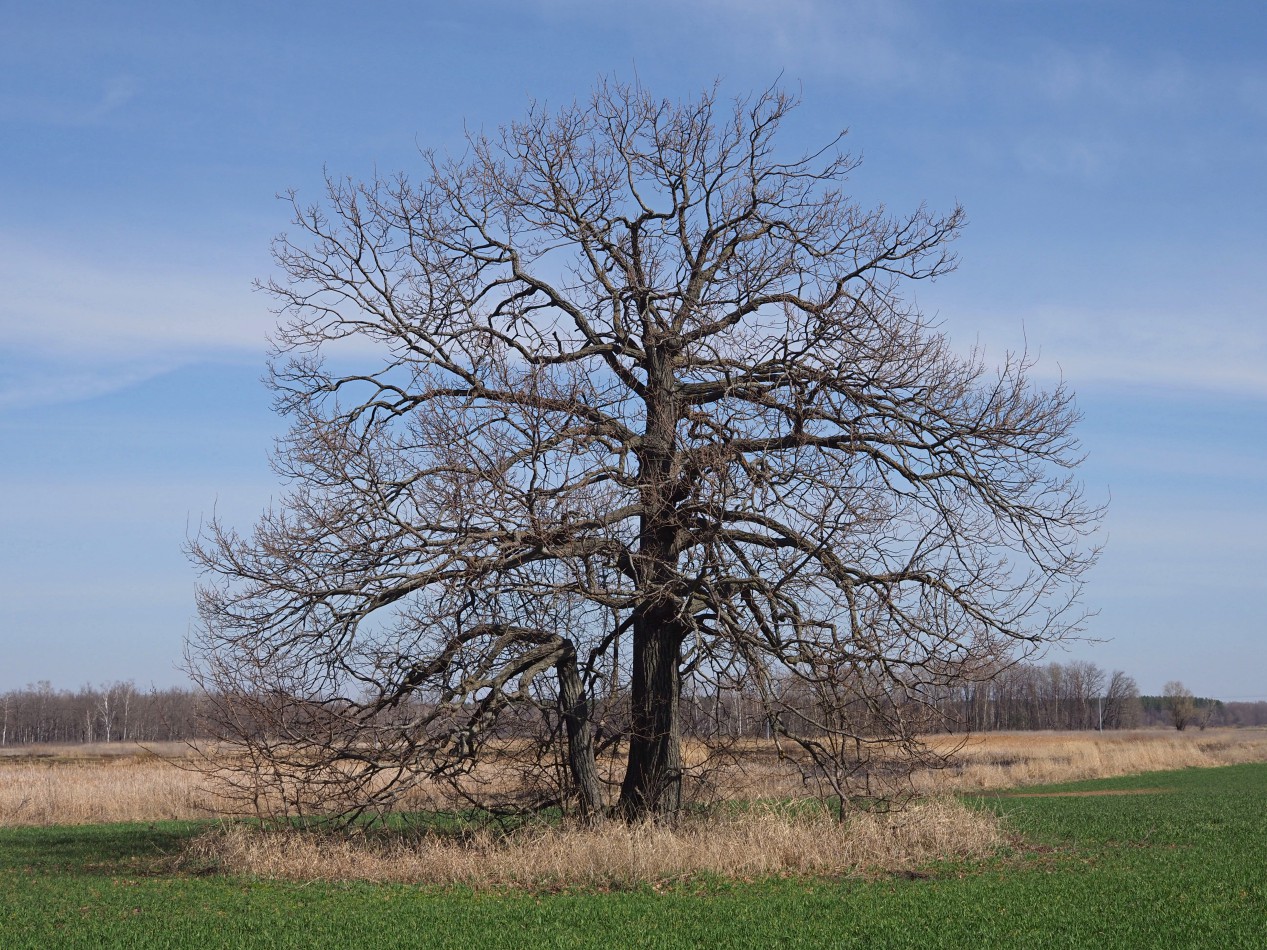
617, 342, 687, 820
617, 611, 683, 818
555, 642, 605, 819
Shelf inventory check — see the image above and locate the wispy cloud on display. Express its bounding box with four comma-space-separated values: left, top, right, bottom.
1012, 133, 1121, 178
1238, 69, 1267, 120
0, 76, 140, 127
0, 358, 178, 412
955, 303, 1267, 400
0, 236, 268, 352
0, 234, 271, 408
691, 0, 960, 91
1029, 47, 1194, 111
527, 0, 959, 92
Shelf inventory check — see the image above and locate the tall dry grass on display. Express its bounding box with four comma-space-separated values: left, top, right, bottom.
0, 743, 215, 826
195, 797, 1001, 887
3, 728, 1265, 828
922, 728, 1267, 792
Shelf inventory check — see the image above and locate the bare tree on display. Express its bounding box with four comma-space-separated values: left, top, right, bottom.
1163, 680, 1196, 731
188, 80, 1101, 823
1102, 670, 1141, 729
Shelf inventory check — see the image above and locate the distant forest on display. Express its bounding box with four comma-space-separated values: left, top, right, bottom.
2, 662, 1265, 746
0, 682, 204, 745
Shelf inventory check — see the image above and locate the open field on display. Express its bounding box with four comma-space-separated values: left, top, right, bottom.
3, 729, 1265, 827
0, 742, 215, 826
922, 727, 1267, 791
2, 762, 1265, 947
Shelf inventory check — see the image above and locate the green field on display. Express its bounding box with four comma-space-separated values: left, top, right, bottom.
2, 763, 1264, 948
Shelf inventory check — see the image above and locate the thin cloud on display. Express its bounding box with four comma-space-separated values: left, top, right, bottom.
1030, 47, 1194, 111
0, 234, 271, 407
526, 0, 957, 92
0, 236, 269, 356
1013, 133, 1121, 178
0, 358, 182, 412
1238, 69, 1267, 119
957, 304, 1267, 400
0, 76, 140, 127
0, 234, 417, 409
695, 0, 958, 91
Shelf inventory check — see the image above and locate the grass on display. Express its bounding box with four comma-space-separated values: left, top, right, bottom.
922, 727, 1267, 791
5, 729, 1267, 826
198, 797, 1002, 886
2, 762, 1266, 948
0, 742, 216, 825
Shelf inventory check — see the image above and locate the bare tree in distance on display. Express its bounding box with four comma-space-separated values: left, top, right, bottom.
188, 79, 1102, 823
1163, 680, 1197, 731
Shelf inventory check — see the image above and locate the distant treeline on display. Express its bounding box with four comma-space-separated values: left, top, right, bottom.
2, 665, 1264, 746
1136, 696, 1267, 729
0, 682, 208, 746
927, 660, 1267, 732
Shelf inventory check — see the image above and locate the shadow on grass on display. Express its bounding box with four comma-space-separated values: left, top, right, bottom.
0, 821, 205, 876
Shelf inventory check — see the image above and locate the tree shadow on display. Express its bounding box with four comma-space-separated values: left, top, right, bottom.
0, 821, 203, 876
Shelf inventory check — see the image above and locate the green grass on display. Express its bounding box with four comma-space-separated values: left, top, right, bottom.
3, 764, 1265, 948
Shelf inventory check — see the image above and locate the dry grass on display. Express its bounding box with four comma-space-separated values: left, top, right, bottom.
652, 729, 1267, 803
921, 728, 1267, 793
0, 742, 215, 826
195, 797, 1001, 887
9, 728, 1266, 888
4, 728, 1266, 828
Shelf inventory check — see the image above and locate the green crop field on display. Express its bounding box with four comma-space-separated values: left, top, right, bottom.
2, 763, 1264, 948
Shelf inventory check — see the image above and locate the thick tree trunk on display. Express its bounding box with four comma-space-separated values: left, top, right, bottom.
617, 611, 684, 818
617, 343, 686, 819
555, 642, 605, 819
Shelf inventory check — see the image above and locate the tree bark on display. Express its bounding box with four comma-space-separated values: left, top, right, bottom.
555, 641, 605, 819
615, 339, 688, 819
617, 609, 684, 818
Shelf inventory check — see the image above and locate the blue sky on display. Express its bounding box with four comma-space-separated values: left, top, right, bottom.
1, 0, 1264, 699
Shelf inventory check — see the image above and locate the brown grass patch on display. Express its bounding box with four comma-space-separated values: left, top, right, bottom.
920, 728, 1267, 793
193, 797, 1002, 887
3, 728, 1265, 827
0, 742, 215, 826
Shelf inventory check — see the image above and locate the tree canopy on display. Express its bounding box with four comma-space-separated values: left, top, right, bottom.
189, 81, 1101, 822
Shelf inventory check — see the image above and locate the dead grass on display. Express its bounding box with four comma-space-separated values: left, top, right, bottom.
921, 728, 1267, 793
194, 797, 1001, 887
0, 742, 215, 826
0, 741, 191, 761
3, 728, 1265, 828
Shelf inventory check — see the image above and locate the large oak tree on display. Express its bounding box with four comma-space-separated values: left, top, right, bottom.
189, 82, 1100, 821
